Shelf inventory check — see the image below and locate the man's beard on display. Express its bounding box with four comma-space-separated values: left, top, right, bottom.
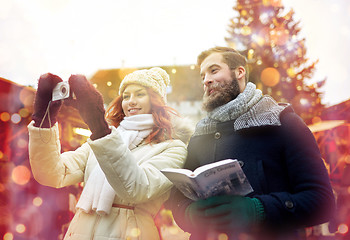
202, 73, 241, 112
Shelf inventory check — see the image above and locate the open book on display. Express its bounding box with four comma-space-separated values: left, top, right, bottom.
161, 159, 253, 201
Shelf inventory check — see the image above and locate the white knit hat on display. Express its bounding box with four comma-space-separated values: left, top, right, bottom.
118, 67, 170, 102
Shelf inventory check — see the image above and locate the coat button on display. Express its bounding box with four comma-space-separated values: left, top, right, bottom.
214, 132, 221, 139
285, 200, 294, 209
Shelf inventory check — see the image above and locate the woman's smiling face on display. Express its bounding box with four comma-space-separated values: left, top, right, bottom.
122, 84, 151, 117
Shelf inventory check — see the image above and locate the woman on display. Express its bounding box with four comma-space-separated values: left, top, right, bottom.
28, 67, 193, 240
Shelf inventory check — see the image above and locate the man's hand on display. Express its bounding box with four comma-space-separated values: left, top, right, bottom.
185, 199, 212, 228
186, 195, 264, 232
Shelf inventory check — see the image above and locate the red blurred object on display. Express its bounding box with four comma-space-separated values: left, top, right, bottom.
0, 77, 87, 239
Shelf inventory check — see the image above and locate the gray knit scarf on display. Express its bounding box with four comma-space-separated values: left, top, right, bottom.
193, 82, 289, 136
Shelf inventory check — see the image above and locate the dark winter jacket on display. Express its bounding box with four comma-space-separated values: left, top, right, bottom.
168, 105, 335, 240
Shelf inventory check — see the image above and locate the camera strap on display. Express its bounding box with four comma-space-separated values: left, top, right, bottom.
39, 101, 53, 143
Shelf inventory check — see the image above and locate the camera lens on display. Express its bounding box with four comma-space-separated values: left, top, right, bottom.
61, 86, 67, 94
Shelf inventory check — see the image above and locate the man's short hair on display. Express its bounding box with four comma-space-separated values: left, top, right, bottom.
197, 46, 249, 83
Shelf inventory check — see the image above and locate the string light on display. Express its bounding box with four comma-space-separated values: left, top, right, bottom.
241, 26, 252, 35
247, 49, 255, 59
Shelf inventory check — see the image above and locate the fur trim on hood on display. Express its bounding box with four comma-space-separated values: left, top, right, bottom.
171, 116, 195, 144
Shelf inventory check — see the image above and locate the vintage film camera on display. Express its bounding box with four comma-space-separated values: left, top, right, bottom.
52, 82, 70, 101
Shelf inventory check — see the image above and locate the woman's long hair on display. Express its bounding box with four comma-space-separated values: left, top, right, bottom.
105, 88, 178, 144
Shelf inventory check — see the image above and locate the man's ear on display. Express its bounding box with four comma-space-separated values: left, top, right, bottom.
235, 66, 247, 92
236, 66, 246, 81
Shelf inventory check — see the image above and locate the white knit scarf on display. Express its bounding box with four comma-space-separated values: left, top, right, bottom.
76, 114, 154, 215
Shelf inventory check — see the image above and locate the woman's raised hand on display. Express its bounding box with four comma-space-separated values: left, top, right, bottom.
67, 74, 111, 140
32, 73, 63, 128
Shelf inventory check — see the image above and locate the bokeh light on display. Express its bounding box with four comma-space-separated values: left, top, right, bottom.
241, 25, 252, 35
270, 27, 289, 46
18, 108, 30, 118
10, 113, 21, 124
247, 49, 254, 60
261, 67, 280, 87
300, 98, 309, 106
17, 138, 28, 149
0, 112, 11, 122
15, 224, 26, 234
253, 34, 265, 46
33, 197, 43, 207
270, 0, 283, 8
218, 233, 229, 240
11, 165, 31, 185
19, 88, 35, 108
286, 68, 296, 78
130, 228, 141, 237
338, 223, 349, 234
3, 232, 13, 240
14, 206, 44, 238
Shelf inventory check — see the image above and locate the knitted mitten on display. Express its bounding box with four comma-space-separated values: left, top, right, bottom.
32, 73, 63, 128
67, 74, 111, 140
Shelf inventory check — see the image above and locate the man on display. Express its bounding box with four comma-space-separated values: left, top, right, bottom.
167, 47, 335, 240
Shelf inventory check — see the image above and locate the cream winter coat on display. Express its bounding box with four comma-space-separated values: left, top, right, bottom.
28, 117, 193, 240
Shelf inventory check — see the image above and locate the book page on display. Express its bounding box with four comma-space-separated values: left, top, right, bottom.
193, 159, 253, 199
161, 167, 194, 177
161, 171, 201, 200
193, 159, 237, 176
162, 159, 253, 200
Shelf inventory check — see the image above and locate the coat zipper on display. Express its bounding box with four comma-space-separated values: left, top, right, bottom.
91, 215, 101, 240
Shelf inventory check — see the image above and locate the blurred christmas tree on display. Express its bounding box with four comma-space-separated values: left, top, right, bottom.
225, 0, 326, 124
